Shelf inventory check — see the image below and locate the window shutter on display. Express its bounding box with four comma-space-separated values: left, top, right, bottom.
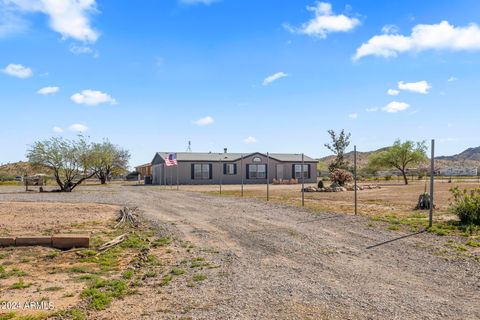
209, 164, 213, 179
292, 165, 295, 179
246, 165, 250, 179
191, 164, 195, 180
234, 164, 238, 175
307, 164, 311, 179
223, 163, 227, 174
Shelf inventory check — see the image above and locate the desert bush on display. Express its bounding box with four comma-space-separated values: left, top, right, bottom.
449, 187, 480, 225
329, 169, 353, 186
384, 175, 392, 181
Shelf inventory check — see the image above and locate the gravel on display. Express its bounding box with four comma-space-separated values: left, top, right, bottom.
1, 185, 479, 320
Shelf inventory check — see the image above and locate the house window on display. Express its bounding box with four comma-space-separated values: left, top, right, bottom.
294, 164, 310, 179
253, 157, 262, 163
193, 164, 211, 180
224, 163, 236, 175
248, 164, 266, 179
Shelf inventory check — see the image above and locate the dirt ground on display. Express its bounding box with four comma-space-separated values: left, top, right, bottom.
180, 180, 480, 217
0, 185, 478, 319
0, 202, 119, 316
0, 202, 118, 236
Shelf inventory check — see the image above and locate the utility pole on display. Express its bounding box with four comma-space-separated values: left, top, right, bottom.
429, 139, 435, 228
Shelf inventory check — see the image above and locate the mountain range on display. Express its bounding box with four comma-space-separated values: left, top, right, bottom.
319, 146, 480, 169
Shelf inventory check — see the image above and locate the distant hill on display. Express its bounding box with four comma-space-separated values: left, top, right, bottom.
436, 147, 480, 168
0, 161, 52, 178
319, 146, 480, 170
318, 147, 388, 170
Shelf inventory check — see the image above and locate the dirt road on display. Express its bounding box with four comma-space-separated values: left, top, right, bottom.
1, 185, 479, 319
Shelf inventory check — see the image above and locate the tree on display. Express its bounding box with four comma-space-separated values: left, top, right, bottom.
27, 136, 97, 192
368, 140, 428, 185
324, 129, 351, 172
92, 140, 130, 184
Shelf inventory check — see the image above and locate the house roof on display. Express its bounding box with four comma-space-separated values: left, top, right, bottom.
153, 152, 317, 163
135, 163, 152, 169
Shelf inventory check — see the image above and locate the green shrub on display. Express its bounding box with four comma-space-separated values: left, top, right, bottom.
450, 187, 480, 225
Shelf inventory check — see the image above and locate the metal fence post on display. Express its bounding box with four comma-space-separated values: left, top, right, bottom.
240, 154, 244, 197
302, 153, 305, 207
220, 158, 223, 195
429, 139, 435, 228
267, 152, 270, 201
354, 145, 357, 215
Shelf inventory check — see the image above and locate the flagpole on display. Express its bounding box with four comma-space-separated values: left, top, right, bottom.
176, 153, 179, 191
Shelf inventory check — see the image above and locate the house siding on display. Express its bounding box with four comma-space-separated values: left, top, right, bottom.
151, 152, 317, 185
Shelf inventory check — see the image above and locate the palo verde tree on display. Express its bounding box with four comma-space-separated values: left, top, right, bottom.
368, 140, 428, 185
27, 136, 97, 192
324, 129, 351, 172
92, 140, 130, 184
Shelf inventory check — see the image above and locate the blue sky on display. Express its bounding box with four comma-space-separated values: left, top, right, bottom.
1, 0, 480, 167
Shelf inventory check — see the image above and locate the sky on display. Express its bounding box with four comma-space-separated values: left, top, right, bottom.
1, 0, 480, 167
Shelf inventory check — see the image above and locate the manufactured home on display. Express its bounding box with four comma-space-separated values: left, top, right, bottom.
151, 151, 318, 185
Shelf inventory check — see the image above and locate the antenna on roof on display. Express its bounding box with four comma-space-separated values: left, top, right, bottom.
186, 140, 192, 152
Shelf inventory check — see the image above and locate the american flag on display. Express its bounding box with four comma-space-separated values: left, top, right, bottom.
165, 153, 178, 167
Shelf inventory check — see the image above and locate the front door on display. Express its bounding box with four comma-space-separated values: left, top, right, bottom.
276, 164, 284, 180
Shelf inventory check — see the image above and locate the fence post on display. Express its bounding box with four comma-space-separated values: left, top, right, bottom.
267, 152, 270, 201
240, 154, 244, 197
354, 145, 357, 215
429, 139, 435, 228
302, 153, 305, 207
220, 158, 223, 195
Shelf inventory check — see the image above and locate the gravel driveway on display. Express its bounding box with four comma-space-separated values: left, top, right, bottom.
1, 185, 479, 320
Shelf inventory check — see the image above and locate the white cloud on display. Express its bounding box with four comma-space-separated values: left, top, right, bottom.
387, 89, 400, 96
348, 113, 358, 119
52, 126, 63, 133
69, 43, 98, 57
381, 24, 399, 35
354, 21, 480, 60
4, 0, 99, 42
263, 72, 288, 86
71, 90, 117, 106
2, 63, 32, 78
382, 101, 410, 113
366, 107, 378, 112
0, 7, 28, 37
398, 80, 431, 94
193, 116, 214, 126
37, 86, 59, 95
68, 123, 88, 132
285, 2, 360, 38
448, 76, 458, 82
179, 0, 220, 5
243, 136, 257, 144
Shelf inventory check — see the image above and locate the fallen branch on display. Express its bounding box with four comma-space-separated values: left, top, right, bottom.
97, 233, 128, 251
